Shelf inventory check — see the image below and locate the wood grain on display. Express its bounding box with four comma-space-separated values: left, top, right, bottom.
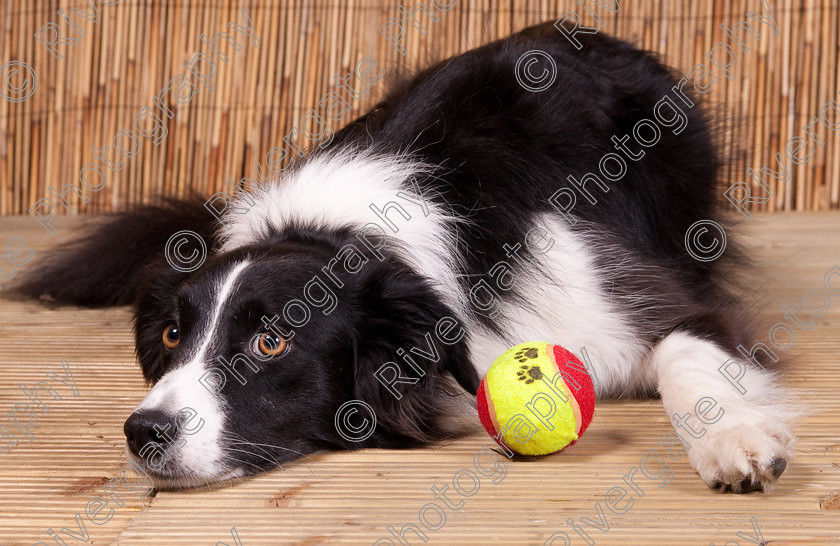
0, 212, 838, 544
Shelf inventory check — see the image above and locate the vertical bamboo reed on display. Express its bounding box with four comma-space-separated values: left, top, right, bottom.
0, 1, 837, 215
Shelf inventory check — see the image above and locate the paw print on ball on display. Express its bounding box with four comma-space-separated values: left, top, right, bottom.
514, 347, 539, 362
517, 364, 543, 384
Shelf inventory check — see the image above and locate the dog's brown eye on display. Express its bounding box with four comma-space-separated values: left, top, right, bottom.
162, 324, 180, 349
254, 332, 288, 357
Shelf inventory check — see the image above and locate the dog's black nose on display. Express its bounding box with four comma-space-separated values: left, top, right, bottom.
124, 410, 173, 456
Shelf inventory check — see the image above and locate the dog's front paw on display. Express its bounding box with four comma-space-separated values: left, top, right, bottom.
689, 422, 794, 493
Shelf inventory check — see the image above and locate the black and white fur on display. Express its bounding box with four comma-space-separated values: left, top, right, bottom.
17, 22, 795, 492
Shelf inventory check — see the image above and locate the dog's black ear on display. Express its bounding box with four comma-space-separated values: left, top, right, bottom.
13, 198, 217, 307
349, 260, 480, 448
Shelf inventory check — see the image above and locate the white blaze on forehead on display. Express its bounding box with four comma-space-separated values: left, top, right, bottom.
133, 260, 251, 478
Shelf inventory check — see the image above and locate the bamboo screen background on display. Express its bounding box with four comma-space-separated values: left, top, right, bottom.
1, 0, 838, 217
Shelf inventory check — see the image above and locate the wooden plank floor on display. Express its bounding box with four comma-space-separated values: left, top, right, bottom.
0, 212, 839, 545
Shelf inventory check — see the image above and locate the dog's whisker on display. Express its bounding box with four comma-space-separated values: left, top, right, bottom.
224, 446, 280, 467
221, 433, 319, 463
220, 451, 268, 472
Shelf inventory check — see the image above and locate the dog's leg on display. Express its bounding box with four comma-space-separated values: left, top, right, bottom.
648, 331, 796, 492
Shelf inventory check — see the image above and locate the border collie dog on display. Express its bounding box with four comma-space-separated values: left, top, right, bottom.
20, 21, 794, 492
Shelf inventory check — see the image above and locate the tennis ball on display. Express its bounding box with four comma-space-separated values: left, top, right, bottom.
476, 342, 596, 456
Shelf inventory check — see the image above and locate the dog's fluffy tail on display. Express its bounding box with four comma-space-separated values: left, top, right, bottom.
13, 198, 218, 307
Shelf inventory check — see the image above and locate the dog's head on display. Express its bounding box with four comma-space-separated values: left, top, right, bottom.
123, 233, 479, 488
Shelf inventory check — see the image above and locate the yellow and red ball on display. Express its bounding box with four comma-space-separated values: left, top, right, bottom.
477, 342, 596, 455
